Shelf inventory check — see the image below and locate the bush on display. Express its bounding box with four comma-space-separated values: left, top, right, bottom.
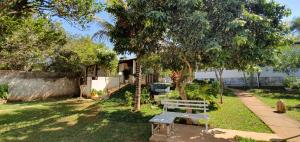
185, 83, 218, 107
283, 76, 300, 90
0, 84, 9, 99
96, 90, 105, 97
91, 89, 106, 98
141, 88, 150, 104
167, 82, 219, 108
125, 91, 133, 107
209, 81, 221, 96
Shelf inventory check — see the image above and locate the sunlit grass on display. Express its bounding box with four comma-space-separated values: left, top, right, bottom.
251, 89, 300, 122
0, 85, 273, 142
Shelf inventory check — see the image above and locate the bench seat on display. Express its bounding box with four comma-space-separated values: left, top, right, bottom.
149, 112, 209, 124
149, 99, 209, 136
149, 112, 177, 124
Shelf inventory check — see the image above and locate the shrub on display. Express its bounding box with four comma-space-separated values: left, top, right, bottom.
125, 91, 133, 107
283, 76, 300, 90
96, 90, 105, 97
141, 87, 151, 104
209, 81, 221, 96
166, 82, 219, 108
185, 83, 218, 107
0, 84, 9, 99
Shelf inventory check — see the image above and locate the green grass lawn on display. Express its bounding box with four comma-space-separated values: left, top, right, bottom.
206, 95, 271, 133
251, 89, 300, 122
0, 85, 271, 142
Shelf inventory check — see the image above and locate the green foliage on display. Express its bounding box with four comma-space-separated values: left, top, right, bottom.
234, 136, 265, 142
49, 37, 118, 75
209, 81, 221, 96
0, 84, 9, 99
141, 54, 161, 74
0, 0, 103, 27
185, 83, 218, 108
125, 91, 133, 107
275, 45, 300, 74
167, 82, 218, 108
98, 0, 166, 55
0, 17, 66, 71
0, 0, 103, 72
283, 76, 300, 89
96, 48, 118, 75
91, 89, 105, 97
291, 17, 300, 33
141, 88, 150, 104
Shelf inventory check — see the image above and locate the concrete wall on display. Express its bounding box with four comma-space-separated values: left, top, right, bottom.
0, 71, 79, 101
195, 67, 300, 86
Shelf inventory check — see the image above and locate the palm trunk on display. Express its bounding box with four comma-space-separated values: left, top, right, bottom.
134, 56, 142, 111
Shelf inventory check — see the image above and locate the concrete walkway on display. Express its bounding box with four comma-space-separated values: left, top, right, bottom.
235, 90, 300, 142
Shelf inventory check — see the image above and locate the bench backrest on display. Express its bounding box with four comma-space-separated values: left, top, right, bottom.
161, 99, 208, 113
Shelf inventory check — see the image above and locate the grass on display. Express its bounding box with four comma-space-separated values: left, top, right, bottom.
251, 89, 300, 122
234, 136, 267, 142
0, 85, 162, 142
0, 85, 272, 142
165, 89, 271, 133
207, 95, 272, 133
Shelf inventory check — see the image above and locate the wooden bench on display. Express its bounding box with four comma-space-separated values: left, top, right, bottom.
149, 99, 209, 136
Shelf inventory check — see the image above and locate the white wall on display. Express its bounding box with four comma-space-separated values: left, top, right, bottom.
195, 67, 300, 80
195, 67, 300, 86
89, 76, 124, 92
195, 69, 245, 79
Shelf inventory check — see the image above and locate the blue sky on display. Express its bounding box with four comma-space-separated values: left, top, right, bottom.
57, 0, 300, 49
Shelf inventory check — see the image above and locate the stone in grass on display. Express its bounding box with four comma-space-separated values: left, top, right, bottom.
276, 99, 286, 113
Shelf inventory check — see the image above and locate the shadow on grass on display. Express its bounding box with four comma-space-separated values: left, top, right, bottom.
0, 97, 155, 142
253, 89, 300, 100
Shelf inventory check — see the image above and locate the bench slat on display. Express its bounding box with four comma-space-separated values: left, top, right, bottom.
162, 99, 206, 103
163, 102, 208, 107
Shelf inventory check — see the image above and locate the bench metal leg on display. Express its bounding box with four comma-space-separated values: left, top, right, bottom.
151, 123, 154, 135
205, 120, 208, 133
167, 124, 170, 136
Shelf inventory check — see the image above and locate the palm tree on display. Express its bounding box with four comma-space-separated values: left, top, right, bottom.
93, 0, 165, 111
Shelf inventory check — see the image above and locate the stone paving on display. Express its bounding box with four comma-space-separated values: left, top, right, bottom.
235, 90, 300, 142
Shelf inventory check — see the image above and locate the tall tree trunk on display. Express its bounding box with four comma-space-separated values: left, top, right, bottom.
218, 69, 224, 104
243, 72, 248, 87
257, 72, 260, 88
134, 56, 142, 111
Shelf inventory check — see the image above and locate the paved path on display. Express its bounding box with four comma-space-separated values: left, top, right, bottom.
235, 90, 300, 142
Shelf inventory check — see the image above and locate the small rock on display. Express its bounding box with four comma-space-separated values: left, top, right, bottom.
276, 100, 286, 113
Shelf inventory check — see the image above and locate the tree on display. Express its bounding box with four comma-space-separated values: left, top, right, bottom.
0, 17, 66, 71
0, 0, 103, 26
200, 0, 244, 104
275, 45, 300, 74
230, 0, 291, 72
0, 0, 103, 71
158, 0, 210, 101
141, 54, 162, 83
291, 17, 300, 33
160, 46, 198, 100
49, 37, 118, 74
94, 0, 166, 111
